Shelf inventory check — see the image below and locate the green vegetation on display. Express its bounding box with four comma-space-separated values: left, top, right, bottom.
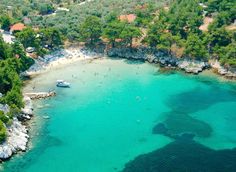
0, 36, 34, 143
144, 0, 235, 65
78, 16, 102, 45
0, 15, 11, 31
0, 0, 167, 39
14, 27, 63, 55
103, 15, 142, 48
0, 120, 7, 143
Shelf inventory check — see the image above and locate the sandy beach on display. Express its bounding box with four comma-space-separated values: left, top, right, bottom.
25, 47, 102, 76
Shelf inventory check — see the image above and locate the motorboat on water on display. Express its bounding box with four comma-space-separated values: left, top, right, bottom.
56, 80, 70, 88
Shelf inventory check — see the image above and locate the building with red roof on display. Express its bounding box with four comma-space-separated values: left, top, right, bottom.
10, 23, 26, 34
118, 14, 137, 23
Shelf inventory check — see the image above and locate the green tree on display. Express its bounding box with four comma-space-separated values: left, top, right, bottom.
12, 41, 34, 71
208, 28, 232, 48
0, 36, 9, 59
145, 20, 166, 47
157, 32, 174, 54
0, 60, 22, 94
40, 28, 63, 48
39, 3, 54, 15
3, 88, 24, 108
135, 3, 155, 27
0, 111, 10, 124
15, 28, 37, 48
120, 23, 142, 47
1, 15, 11, 31
167, 0, 203, 38
185, 33, 208, 59
0, 120, 7, 143
103, 19, 125, 47
217, 43, 236, 66
78, 16, 102, 45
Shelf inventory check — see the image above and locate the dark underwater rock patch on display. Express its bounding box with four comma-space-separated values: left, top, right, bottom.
152, 123, 168, 135
153, 112, 212, 138
122, 140, 236, 172
167, 86, 236, 114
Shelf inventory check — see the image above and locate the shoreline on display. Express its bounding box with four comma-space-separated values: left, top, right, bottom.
0, 97, 33, 161
23, 45, 236, 81
106, 47, 236, 80
1, 46, 235, 162
0, 47, 103, 161
23, 47, 103, 77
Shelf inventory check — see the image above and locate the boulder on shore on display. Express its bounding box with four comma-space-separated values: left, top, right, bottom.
21, 96, 33, 117
0, 104, 10, 114
177, 60, 208, 74
0, 118, 29, 160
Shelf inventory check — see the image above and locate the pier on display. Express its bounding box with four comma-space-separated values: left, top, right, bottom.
24, 91, 56, 100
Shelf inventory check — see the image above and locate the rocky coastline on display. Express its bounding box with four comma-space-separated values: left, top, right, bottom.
0, 96, 33, 161
0, 47, 98, 161
0, 92, 54, 161
106, 47, 236, 78
23, 46, 236, 79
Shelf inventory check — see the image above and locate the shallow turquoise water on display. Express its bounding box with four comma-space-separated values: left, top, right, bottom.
2, 58, 236, 172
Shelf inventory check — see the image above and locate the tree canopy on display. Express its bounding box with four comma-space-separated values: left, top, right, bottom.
78, 16, 102, 45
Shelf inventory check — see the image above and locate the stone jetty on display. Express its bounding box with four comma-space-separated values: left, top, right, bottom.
24, 91, 56, 100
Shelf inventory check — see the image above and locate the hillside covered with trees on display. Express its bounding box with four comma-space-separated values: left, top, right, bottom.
0, 37, 34, 142
2, 0, 234, 65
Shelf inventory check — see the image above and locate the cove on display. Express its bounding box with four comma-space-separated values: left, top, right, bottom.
2, 58, 236, 172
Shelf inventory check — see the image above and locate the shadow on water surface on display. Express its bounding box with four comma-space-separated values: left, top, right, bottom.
123, 59, 145, 65
122, 139, 236, 172
153, 68, 177, 76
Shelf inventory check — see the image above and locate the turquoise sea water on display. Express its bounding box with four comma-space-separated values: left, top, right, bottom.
2, 58, 236, 172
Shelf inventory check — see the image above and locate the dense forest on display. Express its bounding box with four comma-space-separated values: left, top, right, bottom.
0, 38, 34, 142
0, 0, 236, 142
1, 0, 234, 64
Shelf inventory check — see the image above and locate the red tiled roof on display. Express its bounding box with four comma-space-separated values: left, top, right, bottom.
119, 14, 137, 23
10, 23, 26, 32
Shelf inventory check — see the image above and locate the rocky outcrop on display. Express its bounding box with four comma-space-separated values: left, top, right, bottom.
107, 48, 209, 74
0, 104, 10, 114
177, 60, 209, 74
0, 96, 33, 161
0, 118, 29, 160
20, 96, 34, 121
210, 60, 236, 78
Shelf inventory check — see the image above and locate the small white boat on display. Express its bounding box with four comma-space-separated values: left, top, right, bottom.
56, 80, 70, 88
